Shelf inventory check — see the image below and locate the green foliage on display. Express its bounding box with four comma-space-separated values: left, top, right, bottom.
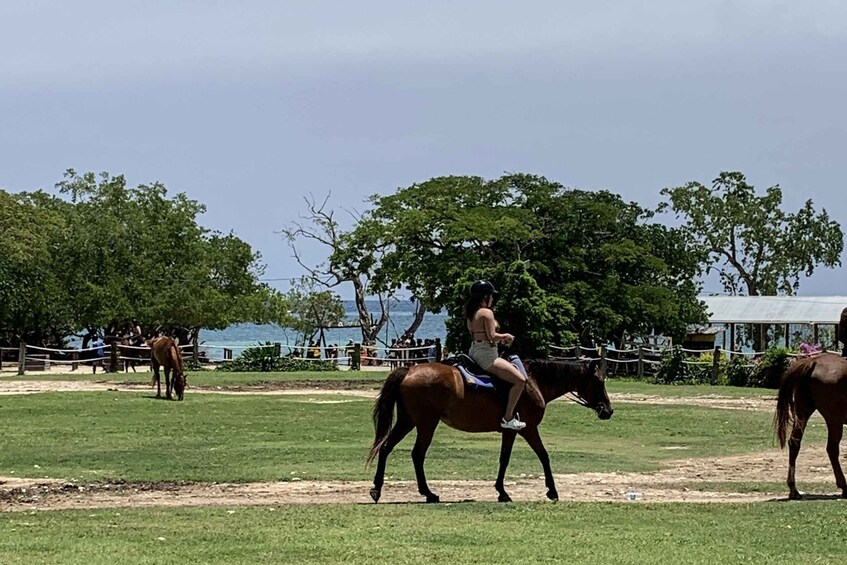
285, 278, 345, 341
725, 356, 752, 387
444, 261, 576, 358
343, 174, 706, 352
661, 171, 843, 296
654, 347, 715, 385
1, 171, 289, 345
748, 348, 791, 389
215, 343, 338, 372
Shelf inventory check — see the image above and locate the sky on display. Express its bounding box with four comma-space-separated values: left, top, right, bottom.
2, 1, 846, 298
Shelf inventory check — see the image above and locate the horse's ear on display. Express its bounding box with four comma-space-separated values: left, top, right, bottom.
593, 360, 606, 381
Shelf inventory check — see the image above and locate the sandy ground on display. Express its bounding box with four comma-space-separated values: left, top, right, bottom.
1, 446, 843, 512
1, 379, 843, 512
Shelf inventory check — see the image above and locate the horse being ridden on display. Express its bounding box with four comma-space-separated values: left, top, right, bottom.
775, 352, 847, 499
147, 336, 187, 401
367, 359, 613, 503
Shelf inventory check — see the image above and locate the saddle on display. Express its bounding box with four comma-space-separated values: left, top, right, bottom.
443, 354, 528, 390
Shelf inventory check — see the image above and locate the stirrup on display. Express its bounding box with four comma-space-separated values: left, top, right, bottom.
500, 413, 526, 430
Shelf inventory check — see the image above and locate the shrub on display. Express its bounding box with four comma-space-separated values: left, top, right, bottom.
215, 342, 338, 372
748, 347, 791, 389
654, 347, 713, 385
725, 356, 752, 387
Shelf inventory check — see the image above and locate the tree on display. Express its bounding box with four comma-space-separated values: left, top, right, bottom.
661, 171, 843, 296
285, 278, 345, 344
0, 190, 73, 345
281, 194, 391, 345
344, 174, 706, 352
1, 170, 288, 346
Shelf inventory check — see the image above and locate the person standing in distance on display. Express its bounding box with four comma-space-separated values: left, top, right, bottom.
464, 280, 526, 430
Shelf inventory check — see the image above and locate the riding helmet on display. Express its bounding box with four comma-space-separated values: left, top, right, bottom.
469, 280, 498, 296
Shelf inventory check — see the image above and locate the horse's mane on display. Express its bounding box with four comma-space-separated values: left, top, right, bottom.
168, 341, 185, 375
525, 358, 596, 380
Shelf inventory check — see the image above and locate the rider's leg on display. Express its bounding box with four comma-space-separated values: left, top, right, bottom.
488, 358, 526, 421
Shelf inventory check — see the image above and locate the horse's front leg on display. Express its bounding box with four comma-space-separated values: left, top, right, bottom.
521, 426, 558, 501
495, 431, 517, 502
411, 421, 440, 503
165, 367, 173, 400
152, 360, 162, 398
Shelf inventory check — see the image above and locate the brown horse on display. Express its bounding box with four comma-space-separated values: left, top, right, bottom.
775, 352, 847, 499
367, 358, 613, 503
147, 336, 187, 401
839, 307, 847, 357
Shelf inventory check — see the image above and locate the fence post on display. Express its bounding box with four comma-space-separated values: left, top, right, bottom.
435, 341, 442, 362
193, 339, 200, 363
711, 345, 721, 385
18, 342, 26, 376
637, 345, 644, 378
575, 344, 582, 359
110, 341, 118, 373
273, 342, 281, 358
352, 343, 361, 371
71, 350, 79, 371
599, 346, 607, 376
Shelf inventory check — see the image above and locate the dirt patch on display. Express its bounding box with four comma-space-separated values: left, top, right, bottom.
611, 393, 776, 412
2, 446, 843, 511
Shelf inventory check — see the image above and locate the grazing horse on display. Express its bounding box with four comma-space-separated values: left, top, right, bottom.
367, 358, 613, 503
147, 336, 187, 401
775, 352, 847, 499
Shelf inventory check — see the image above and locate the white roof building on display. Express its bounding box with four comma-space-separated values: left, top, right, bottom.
701, 296, 847, 325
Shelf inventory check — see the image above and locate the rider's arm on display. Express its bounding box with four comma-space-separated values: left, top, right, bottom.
482, 310, 511, 343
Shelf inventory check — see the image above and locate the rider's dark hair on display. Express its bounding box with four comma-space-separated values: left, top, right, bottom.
464, 291, 491, 320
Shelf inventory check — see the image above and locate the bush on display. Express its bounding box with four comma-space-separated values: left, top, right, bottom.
748, 347, 791, 389
725, 356, 752, 387
215, 342, 339, 373
654, 347, 713, 385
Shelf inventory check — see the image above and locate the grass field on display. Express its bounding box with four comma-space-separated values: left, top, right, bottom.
0, 375, 839, 565
1, 369, 779, 398
1, 502, 846, 564
0, 390, 818, 483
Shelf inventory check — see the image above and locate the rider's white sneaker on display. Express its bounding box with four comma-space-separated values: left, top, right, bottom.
500, 414, 526, 430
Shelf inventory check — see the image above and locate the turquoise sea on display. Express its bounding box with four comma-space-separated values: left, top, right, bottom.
200, 300, 448, 360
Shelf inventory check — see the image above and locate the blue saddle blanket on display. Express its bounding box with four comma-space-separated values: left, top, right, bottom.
456, 364, 496, 389
453, 355, 527, 390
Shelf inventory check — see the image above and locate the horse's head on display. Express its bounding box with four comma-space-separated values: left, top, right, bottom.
173, 372, 186, 401
575, 359, 613, 420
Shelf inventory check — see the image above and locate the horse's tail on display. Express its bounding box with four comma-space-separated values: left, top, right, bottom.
366, 366, 410, 466
775, 359, 816, 448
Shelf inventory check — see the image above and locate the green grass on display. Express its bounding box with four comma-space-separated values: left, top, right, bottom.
1, 370, 778, 398
0, 370, 388, 387
2, 502, 846, 564
0, 392, 821, 483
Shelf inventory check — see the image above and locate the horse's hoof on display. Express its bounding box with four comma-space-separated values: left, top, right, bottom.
547, 490, 559, 502
498, 493, 512, 503
788, 491, 803, 500
369, 488, 381, 503
425, 494, 440, 503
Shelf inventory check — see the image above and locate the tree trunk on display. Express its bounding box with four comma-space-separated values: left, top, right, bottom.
402, 300, 427, 338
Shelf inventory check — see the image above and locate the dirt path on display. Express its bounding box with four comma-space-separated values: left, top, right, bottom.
2, 445, 843, 512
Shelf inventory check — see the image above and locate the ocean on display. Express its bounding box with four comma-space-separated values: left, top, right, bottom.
200, 300, 448, 360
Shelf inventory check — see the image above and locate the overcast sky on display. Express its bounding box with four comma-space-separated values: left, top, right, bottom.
2, 1, 845, 298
